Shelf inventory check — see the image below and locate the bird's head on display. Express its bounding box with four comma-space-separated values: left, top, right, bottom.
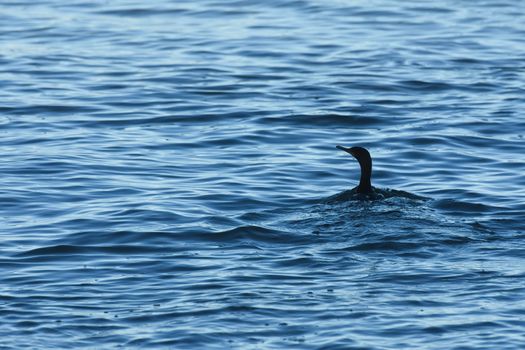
336, 145, 371, 165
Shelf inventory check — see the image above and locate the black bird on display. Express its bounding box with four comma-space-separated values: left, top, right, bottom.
336, 145, 373, 194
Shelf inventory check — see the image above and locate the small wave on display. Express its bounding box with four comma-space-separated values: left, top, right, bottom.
431, 199, 498, 214
343, 241, 421, 252
191, 225, 307, 245
256, 113, 383, 128
95, 8, 189, 17
15, 244, 166, 259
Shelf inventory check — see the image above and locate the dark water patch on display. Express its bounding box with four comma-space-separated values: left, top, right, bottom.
344, 241, 421, 252
406, 6, 455, 14
59, 227, 201, 248
432, 199, 499, 215
190, 225, 307, 245
15, 244, 167, 259
73, 111, 260, 128
399, 79, 456, 92
257, 113, 383, 128
95, 8, 190, 17
1, 104, 102, 115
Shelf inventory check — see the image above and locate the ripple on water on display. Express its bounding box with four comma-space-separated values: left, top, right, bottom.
1, 0, 525, 349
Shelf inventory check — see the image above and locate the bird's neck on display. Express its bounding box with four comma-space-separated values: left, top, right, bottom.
357, 161, 372, 193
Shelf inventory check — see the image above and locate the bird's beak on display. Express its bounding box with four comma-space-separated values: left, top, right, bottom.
336, 145, 353, 156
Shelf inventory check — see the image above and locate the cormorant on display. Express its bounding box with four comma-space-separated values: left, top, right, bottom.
336, 145, 373, 194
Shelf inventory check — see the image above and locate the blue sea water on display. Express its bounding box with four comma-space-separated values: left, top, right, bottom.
1, 0, 525, 348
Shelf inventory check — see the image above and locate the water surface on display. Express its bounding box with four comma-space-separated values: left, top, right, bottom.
1, 0, 525, 349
